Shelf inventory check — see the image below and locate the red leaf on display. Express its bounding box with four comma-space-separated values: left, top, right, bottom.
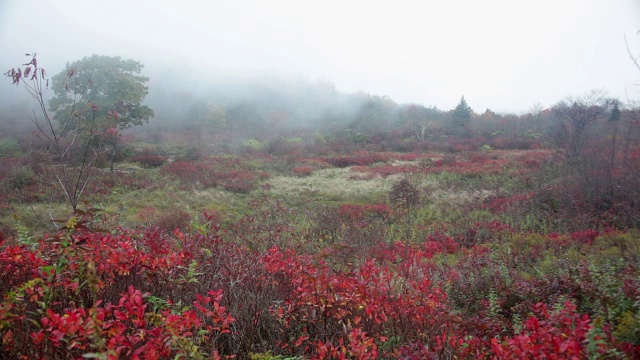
294, 335, 309, 347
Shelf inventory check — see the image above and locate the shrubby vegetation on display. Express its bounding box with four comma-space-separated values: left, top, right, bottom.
1, 53, 640, 358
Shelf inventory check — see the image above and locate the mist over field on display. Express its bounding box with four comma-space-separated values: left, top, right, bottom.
1, 0, 639, 122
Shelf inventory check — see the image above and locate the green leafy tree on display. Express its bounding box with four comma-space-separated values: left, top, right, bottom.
50, 55, 153, 129
49, 55, 154, 170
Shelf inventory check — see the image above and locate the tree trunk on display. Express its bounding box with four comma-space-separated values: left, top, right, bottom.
110, 137, 118, 173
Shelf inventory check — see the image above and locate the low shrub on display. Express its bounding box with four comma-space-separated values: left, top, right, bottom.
152, 208, 191, 231
389, 178, 420, 208
6, 166, 37, 190
0, 138, 20, 157
292, 166, 313, 177
325, 152, 389, 168
160, 157, 266, 193
130, 154, 168, 168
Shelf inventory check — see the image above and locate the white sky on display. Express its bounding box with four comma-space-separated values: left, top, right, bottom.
1, 0, 639, 113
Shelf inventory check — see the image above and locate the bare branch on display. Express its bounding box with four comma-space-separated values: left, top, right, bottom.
4, 53, 109, 214
625, 34, 640, 75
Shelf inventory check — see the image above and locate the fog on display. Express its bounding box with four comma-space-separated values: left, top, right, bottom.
1, 0, 639, 121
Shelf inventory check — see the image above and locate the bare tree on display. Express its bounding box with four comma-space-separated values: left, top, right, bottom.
400, 104, 439, 141
552, 90, 614, 158
4, 54, 113, 214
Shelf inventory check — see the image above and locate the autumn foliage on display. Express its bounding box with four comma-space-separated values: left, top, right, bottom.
3, 55, 640, 358
2, 209, 639, 359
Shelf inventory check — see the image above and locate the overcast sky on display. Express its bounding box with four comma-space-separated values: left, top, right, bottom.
1, 0, 639, 113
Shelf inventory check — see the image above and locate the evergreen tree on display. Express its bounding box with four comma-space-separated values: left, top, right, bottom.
452, 96, 472, 128
608, 100, 621, 122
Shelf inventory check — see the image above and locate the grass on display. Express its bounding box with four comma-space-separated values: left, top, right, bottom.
3, 144, 640, 358
2, 149, 543, 236
0, 148, 590, 246
267, 167, 403, 205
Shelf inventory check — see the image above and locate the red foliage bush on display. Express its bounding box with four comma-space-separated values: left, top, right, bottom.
31, 286, 234, 360
152, 208, 191, 231
218, 170, 257, 193
325, 152, 389, 168
337, 203, 390, 222
1, 206, 637, 359
160, 157, 267, 193
262, 248, 451, 358
160, 160, 202, 182
424, 231, 460, 256
292, 166, 314, 177
490, 302, 599, 359
309, 204, 389, 249
393, 153, 421, 161
483, 192, 534, 214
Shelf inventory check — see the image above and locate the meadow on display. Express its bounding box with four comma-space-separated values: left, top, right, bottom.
1, 115, 640, 360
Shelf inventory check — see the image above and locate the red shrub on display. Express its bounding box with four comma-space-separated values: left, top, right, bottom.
152, 208, 191, 231
262, 248, 450, 358
489, 302, 599, 359
483, 192, 534, 213
32, 286, 234, 359
161, 161, 202, 181
570, 229, 600, 244
337, 203, 390, 223
325, 152, 389, 168
292, 166, 314, 177
424, 231, 459, 257
219, 170, 256, 193
393, 153, 421, 161
161, 158, 265, 193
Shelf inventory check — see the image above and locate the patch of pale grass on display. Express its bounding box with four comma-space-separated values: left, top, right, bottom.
268, 168, 404, 202
430, 188, 495, 206
389, 160, 418, 166
9, 202, 70, 232
111, 161, 147, 171
100, 186, 242, 227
